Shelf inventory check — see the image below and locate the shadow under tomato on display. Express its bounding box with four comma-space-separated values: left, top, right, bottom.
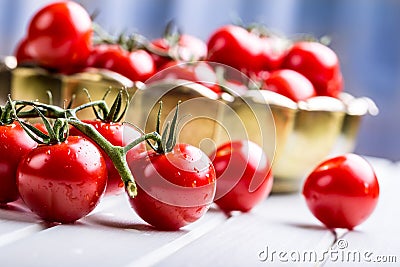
84, 213, 182, 232
0, 201, 43, 223
284, 221, 331, 232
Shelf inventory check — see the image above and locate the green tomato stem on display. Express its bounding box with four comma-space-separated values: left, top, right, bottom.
12, 99, 146, 198
67, 118, 138, 198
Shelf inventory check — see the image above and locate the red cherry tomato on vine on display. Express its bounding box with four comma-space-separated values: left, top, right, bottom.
87, 44, 156, 82
127, 143, 216, 230
0, 122, 37, 204
15, 38, 33, 64
151, 34, 208, 69
16, 1, 92, 72
155, 60, 222, 94
282, 41, 343, 97
262, 69, 316, 102
17, 136, 107, 223
258, 36, 287, 71
210, 140, 273, 212
69, 120, 146, 195
207, 25, 264, 74
302, 153, 379, 230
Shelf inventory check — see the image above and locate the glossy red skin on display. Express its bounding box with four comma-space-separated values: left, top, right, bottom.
156, 60, 222, 94
210, 140, 273, 212
15, 38, 33, 64
263, 69, 316, 101
151, 34, 208, 69
207, 25, 264, 74
69, 120, 145, 195
281, 41, 343, 97
258, 37, 286, 71
87, 44, 156, 82
0, 122, 37, 204
127, 143, 216, 230
302, 153, 379, 230
17, 136, 107, 223
17, 1, 92, 72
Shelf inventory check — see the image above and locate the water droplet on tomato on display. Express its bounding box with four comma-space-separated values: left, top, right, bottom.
183, 153, 192, 161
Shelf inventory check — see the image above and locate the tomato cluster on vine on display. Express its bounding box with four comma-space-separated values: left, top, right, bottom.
15, 1, 343, 102
7, 1, 379, 231
0, 92, 274, 230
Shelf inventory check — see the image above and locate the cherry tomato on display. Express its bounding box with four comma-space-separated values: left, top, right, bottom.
151, 34, 208, 69
127, 143, 216, 230
69, 120, 146, 195
262, 69, 316, 102
0, 122, 37, 204
210, 140, 273, 212
14, 38, 33, 64
281, 41, 343, 97
155, 60, 222, 94
302, 153, 379, 230
207, 25, 264, 74
17, 136, 107, 223
16, 1, 92, 72
258, 36, 287, 71
87, 44, 156, 82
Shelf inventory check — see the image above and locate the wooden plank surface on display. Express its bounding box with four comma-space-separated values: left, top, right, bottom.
0, 157, 398, 267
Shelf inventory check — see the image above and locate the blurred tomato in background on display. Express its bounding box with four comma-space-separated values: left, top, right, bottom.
0, 0, 399, 161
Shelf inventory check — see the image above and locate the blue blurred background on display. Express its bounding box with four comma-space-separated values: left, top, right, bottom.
0, 0, 399, 160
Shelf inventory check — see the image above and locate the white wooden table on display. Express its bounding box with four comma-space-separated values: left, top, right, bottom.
0, 157, 399, 267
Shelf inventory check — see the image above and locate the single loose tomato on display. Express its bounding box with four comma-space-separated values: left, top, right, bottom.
210, 140, 273, 212
128, 143, 216, 230
70, 120, 145, 195
262, 69, 316, 102
16, 1, 92, 72
281, 41, 343, 97
207, 25, 264, 74
17, 136, 107, 223
0, 122, 37, 204
302, 153, 379, 230
86, 44, 155, 82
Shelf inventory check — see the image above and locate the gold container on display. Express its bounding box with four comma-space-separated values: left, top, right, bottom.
127, 80, 378, 193
11, 67, 136, 119
8, 66, 378, 193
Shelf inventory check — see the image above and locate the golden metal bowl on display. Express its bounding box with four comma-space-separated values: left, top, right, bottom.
127, 80, 378, 193
6, 66, 378, 193
10, 66, 138, 119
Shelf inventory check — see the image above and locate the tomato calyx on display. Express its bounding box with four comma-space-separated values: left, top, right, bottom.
125, 101, 181, 157
17, 107, 69, 145
0, 99, 16, 125
86, 88, 129, 123
93, 23, 170, 58
151, 101, 181, 154
10, 95, 158, 199
152, 21, 203, 62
